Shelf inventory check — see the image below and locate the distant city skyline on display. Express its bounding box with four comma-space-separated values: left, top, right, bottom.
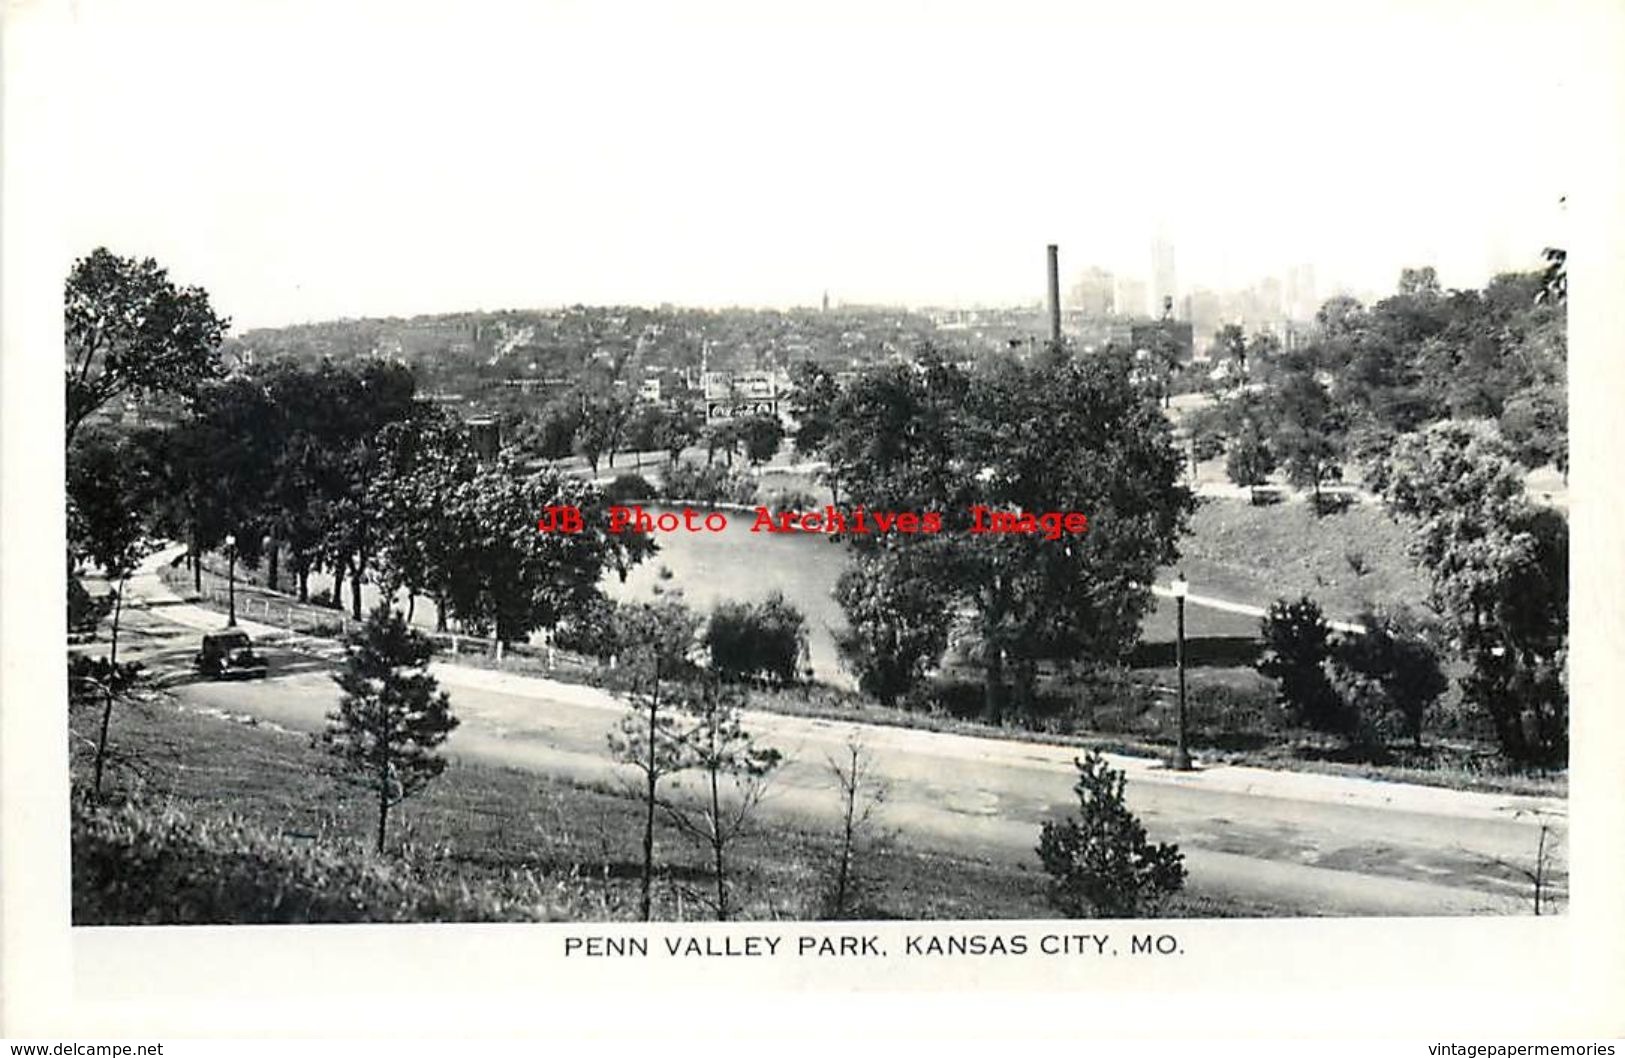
33, 0, 1566, 332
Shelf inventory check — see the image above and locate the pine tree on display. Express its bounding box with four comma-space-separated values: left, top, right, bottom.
320, 604, 459, 853
1037, 751, 1185, 917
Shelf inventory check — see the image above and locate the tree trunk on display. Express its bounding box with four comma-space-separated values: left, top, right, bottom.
267, 540, 279, 592
92, 579, 126, 799
984, 644, 1006, 725
406, 593, 416, 623
376, 747, 390, 854
640, 685, 659, 922
435, 593, 447, 633
297, 567, 310, 603
710, 724, 727, 921
191, 530, 202, 593
350, 567, 363, 621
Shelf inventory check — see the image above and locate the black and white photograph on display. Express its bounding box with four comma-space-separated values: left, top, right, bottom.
4, 0, 1624, 1046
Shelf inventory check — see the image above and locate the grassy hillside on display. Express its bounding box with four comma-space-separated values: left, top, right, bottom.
72, 696, 1285, 925
1161, 495, 1430, 626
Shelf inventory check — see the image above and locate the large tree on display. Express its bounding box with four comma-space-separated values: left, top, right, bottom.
64, 248, 229, 445
822, 349, 1193, 719
436, 463, 655, 644
1377, 420, 1567, 763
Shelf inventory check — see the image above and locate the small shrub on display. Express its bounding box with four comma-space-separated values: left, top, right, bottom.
1257, 596, 1346, 734
661, 462, 759, 506
704, 592, 807, 687
1036, 750, 1186, 917
769, 488, 821, 512
604, 472, 657, 504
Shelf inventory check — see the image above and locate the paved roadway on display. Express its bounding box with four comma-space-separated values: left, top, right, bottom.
102, 555, 1567, 918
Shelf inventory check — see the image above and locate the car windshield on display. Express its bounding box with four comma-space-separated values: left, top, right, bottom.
208, 633, 250, 650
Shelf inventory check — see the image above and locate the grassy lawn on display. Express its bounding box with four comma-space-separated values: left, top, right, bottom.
72, 693, 1289, 924
1158, 494, 1430, 625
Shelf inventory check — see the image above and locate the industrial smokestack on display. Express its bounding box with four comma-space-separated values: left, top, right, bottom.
1046, 244, 1061, 345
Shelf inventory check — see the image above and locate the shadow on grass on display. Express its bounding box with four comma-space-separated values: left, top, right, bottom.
1129, 635, 1262, 669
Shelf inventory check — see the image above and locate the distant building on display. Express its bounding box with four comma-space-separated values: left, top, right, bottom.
1114, 277, 1148, 318
1284, 263, 1318, 321
1150, 234, 1177, 321
1068, 266, 1116, 317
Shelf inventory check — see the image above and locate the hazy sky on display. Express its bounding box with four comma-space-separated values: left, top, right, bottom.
38, 0, 1572, 330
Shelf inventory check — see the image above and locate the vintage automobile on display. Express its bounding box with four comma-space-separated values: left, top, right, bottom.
194, 629, 269, 680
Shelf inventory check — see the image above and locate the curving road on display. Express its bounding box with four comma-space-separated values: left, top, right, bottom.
103, 551, 1568, 918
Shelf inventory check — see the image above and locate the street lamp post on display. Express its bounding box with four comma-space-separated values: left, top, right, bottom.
1171, 572, 1192, 771
225, 533, 238, 627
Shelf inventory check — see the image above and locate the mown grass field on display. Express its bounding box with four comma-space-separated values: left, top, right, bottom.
72, 695, 1286, 925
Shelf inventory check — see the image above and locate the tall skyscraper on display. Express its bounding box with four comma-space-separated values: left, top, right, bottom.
1284, 263, 1317, 321
1150, 232, 1177, 321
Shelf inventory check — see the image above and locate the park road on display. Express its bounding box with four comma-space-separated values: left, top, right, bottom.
114, 584, 1565, 918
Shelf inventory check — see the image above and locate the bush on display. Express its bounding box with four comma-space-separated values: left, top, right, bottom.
661, 462, 759, 506
1256, 596, 1346, 734
1186, 681, 1282, 741
1330, 611, 1448, 747
604, 472, 657, 504
704, 592, 808, 687
71, 790, 566, 924
768, 488, 821, 512
1036, 751, 1186, 917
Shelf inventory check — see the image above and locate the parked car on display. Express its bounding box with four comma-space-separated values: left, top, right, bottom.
194, 629, 268, 680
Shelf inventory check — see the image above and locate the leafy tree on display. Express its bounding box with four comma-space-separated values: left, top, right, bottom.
820, 349, 1192, 721
664, 674, 782, 921
704, 592, 808, 687
64, 248, 229, 445
1499, 382, 1568, 477
732, 412, 784, 467
1537, 247, 1566, 305
701, 419, 739, 467
319, 605, 460, 853
1256, 597, 1343, 733
573, 389, 633, 474
1330, 610, 1448, 747
833, 547, 953, 707
606, 600, 703, 920
368, 408, 477, 623
1037, 751, 1185, 917
787, 361, 842, 460
1270, 358, 1344, 508
436, 463, 654, 644
521, 397, 586, 462
652, 399, 704, 467
1212, 323, 1248, 385
1225, 420, 1277, 494
1377, 421, 1567, 763
67, 427, 162, 797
